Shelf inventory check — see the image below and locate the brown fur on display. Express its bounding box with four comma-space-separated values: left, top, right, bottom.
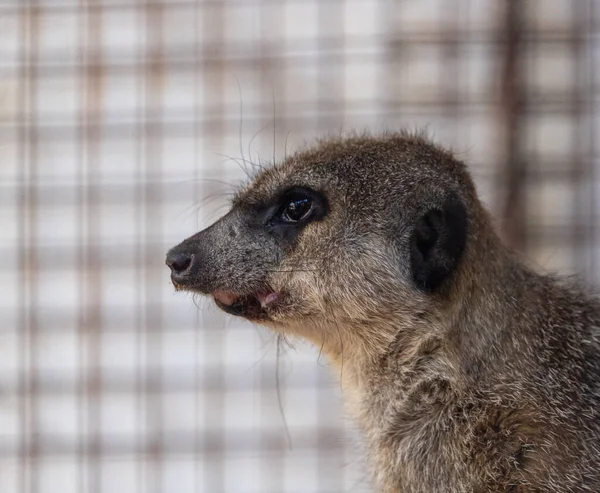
167, 132, 600, 492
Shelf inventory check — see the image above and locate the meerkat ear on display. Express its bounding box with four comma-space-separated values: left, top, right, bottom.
409, 195, 468, 292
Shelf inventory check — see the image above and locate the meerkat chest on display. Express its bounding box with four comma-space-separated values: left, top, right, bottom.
345, 378, 553, 493
350, 380, 469, 492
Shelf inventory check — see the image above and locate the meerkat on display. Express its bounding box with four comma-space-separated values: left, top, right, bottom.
166, 132, 600, 492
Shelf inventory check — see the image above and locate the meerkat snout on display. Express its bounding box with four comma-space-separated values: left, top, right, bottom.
166, 185, 329, 320
167, 132, 600, 492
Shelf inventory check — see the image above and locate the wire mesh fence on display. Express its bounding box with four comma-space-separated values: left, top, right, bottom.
0, 1, 598, 492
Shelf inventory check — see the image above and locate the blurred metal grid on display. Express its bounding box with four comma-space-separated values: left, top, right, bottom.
0, 0, 598, 492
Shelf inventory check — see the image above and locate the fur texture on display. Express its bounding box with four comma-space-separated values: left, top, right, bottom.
167, 132, 600, 492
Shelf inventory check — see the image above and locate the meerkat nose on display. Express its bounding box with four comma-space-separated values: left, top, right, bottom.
166, 251, 194, 277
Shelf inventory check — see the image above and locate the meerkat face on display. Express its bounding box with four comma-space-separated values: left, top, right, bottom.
166, 135, 471, 336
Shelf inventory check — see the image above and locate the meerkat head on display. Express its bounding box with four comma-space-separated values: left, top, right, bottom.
166, 133, 487, 360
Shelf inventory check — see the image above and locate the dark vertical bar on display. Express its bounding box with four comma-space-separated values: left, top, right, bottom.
444, 1, 461, 146
373, 0, 387, 127
16, 3, 35, 492
144, 2, 165, 492
85, 2, 104, 492
589, 0, 598, 284
135, 1, 146, 490
572, 0, 595, 279
499, 0, 527, 252
571, 0, 585, 274
317, 0, 343, 133
76, 0, 87, 491
386, 1, 405, 131
28, 4, 41, 493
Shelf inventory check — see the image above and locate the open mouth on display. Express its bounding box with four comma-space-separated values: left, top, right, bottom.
212, 289, 279, 320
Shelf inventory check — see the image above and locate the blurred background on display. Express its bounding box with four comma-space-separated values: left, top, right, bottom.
0, 1, 598, 492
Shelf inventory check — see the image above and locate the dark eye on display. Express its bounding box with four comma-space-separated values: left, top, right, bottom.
281, 197, 313, 222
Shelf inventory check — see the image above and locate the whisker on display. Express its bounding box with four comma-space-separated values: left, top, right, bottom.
317, 328, 326, 367
199, 203, 232, 228
178, 190, 232, 219
167, 177, 237, 188
276, 334, 293, 450
213, 152, 258, 176
284, 129, 291, 162
246, 338, 274, 372
191, 293, 204, 312
247, 122, 271, 171
214, 153, 251, 178
235, 76, 249, 177
280, 332, 295, 350
334, 316, 345, 390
